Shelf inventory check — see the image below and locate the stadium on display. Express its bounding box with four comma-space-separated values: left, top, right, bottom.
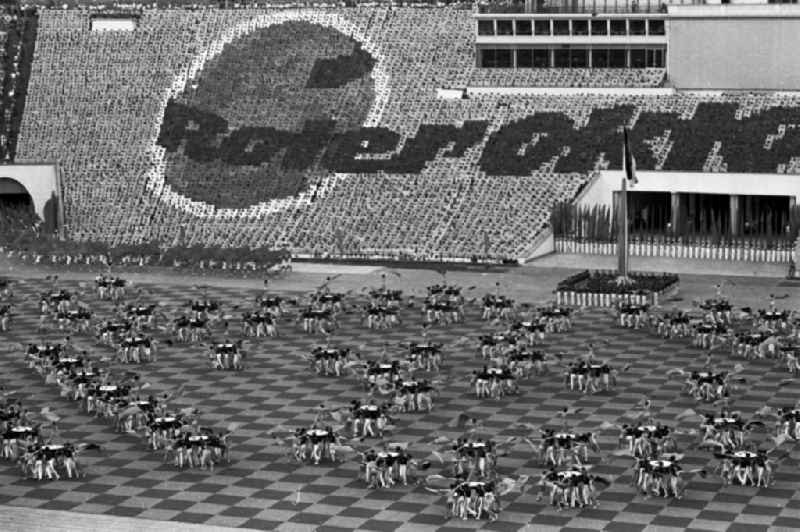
1, 0, 800, 531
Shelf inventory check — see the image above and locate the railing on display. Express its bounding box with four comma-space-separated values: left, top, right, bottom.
476, 0, 703, 15
554, 237, 794, 263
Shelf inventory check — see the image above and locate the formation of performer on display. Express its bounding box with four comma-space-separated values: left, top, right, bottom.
423, 284, 464, 325
445, 480, 500, 520
361, 445, 414, 488
241, 310, 278, 337
471, 366, 518, 399
308, 344, 353, 377
390, 379, 435, 413
1, 394, 100, 480
482, 294, 514, 321
618, 423, 678, 458
291, 425, 340, 464
172, 314, 209, 343
564, 359, 617, 394
10, 272, 800, 523
407, 342, 442, 372
633, 454, 692, 498
716, 450, 773, 487
617, 303, 649, 329
537, 429, 599, 467
537, 467, 602, 510
95, 275, 127, 302
348, 400, 392, 439
364, 303, 400, 329
21, 339, 228, 471
209, 340, 245, 370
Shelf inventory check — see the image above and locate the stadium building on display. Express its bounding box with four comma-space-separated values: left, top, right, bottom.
0, 0, 799, 267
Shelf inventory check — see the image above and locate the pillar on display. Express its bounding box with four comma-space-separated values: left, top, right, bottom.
729, 194, 740, 236
670, 192, 680, 235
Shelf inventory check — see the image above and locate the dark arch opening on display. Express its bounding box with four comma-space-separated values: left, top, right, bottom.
0, 177, 39, 244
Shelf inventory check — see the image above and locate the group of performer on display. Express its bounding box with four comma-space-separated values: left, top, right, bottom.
209, 341, 245, 370
471, 366, 519, 399
632, 455, 689, 498
1, 397, 94, 480
619, 423, 678, 459
538, 429, 599, 467
361, 446, 414, 488
20, 334, 228, 472
564, 359, 616, 394
6, 270, 800, 524
95, 275, 127, 302
445, 480, 501, 520
391, 379, 435, 413
684, 370, 732, 402
309, 345, 353, 377
537, 467, 601, 510
291, 425, 340, 464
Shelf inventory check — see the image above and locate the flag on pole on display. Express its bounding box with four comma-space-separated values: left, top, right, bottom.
617, 127, 637, 279
623, 128, 638, 187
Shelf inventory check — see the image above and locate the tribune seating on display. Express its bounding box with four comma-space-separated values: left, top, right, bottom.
12, 7, 800, 261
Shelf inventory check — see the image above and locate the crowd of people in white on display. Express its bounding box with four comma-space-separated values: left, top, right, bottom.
8, 5, 800, 265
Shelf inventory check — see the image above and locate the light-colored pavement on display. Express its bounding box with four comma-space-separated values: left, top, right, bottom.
0, 505, 264, 532
2, 254, 798, 310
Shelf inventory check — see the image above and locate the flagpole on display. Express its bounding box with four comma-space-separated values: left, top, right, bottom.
618, 174, 629, 278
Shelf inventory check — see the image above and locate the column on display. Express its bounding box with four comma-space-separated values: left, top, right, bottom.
729, 194, 740, 236
670, 192, 680, 235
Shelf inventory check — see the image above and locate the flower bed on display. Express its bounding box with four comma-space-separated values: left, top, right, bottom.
555, 269, 679, 307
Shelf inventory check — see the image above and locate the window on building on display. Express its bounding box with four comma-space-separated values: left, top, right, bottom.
481, 48, 514, 68
571, 48, 588, 67
534, 20, 551, 35
629, 19, 646, 35
554, 48, 570, 67
647, 48, 665, 67
497, 20, 514, 36
517, 48, 534, 68
610, 19, 627, 36
630, 48, 646, 68
553, 20, 570, 36
533, 48, 550, 67
648, 19, 665, 35
592, 48, 609, 68
590, 19, 608, 36
610, 48, 626, 67
516, 20, 532, 35
478, 20, 495, 36
572, 19, 589, 35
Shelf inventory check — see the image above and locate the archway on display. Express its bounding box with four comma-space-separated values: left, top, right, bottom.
0, 177, 46, 238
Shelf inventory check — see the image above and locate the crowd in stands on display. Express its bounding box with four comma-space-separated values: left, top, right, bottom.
470, 68, 665, 89
7, 6, 800, 263
0, 3, 37, 161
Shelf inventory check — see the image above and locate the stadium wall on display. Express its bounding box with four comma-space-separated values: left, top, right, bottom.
667, 6, 800, 90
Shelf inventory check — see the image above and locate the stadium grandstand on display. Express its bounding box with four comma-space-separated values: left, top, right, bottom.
0, 0, 799, 266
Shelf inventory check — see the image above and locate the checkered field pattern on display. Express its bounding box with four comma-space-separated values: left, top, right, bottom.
1, 278, 800, 532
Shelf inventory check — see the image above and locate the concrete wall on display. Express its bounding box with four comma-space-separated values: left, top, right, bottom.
668, 13, 800, 89
577, 170, 800, 209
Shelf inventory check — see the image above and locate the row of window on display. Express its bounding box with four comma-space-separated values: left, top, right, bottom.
477, 18, 665, 37
479, 47, 666, 68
